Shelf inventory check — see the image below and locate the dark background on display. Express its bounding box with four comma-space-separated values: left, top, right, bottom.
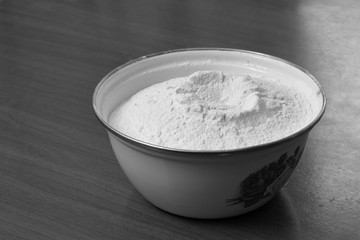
1, 0, 359, 239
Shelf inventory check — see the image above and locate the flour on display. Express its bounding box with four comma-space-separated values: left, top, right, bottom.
109, 71, 314, 150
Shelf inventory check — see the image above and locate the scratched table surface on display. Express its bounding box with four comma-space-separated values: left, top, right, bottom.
1, 0, 360, 239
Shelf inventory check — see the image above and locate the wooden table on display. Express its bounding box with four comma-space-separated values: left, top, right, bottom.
1, 0, 359, 239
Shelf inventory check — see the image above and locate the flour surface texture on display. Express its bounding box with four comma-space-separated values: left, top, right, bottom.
109, 71, 314, 150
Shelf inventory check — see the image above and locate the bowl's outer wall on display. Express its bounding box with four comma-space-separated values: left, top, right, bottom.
108, 131, 309, 219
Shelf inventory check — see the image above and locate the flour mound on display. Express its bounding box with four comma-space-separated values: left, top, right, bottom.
109, 71, 314, 150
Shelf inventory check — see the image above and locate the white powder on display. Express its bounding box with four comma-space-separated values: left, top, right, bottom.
109, 71, 314, 150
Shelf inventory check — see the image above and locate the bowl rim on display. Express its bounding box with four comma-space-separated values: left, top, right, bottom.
92, 48, 327, 155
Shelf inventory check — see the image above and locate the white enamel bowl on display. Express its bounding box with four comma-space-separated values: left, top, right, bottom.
93, 48, 326, 219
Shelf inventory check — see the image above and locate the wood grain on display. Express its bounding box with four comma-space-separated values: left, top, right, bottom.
1, 0, 360, 239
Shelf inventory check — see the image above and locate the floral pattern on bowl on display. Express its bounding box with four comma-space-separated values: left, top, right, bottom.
227, 146, 303, 208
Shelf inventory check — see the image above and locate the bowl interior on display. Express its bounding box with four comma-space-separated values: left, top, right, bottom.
93, 49, 325, 142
